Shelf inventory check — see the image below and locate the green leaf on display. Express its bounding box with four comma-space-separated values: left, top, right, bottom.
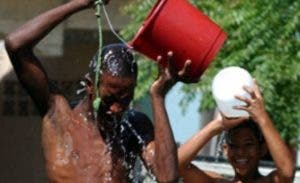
122, 0, 300, 145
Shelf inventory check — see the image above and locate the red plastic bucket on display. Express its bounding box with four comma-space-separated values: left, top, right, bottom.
129, 0, 227, 79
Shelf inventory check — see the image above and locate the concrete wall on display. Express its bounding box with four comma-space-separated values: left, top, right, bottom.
0, 0, 132, 56
0, 0, 64, 56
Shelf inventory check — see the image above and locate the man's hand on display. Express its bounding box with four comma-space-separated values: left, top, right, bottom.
164, 51, 199, 84
150, 51, 195, 98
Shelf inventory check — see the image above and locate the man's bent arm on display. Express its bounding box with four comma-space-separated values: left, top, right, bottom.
4, 1, 94, 115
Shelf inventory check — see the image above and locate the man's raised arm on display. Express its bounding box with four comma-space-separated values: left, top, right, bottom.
4, 0, 102, 115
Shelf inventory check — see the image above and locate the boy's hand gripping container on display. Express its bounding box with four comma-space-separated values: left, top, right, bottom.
212, 66, 254, 118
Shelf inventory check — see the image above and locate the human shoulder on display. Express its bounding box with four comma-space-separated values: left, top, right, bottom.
45, 94, 73, 118
127, 110, 152, 127
124, 110, 154, 142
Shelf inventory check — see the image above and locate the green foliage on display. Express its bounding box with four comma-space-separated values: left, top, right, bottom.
121, 0, 158, 100
121, 0, 300, 145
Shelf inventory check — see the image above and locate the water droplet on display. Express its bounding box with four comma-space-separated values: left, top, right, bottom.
104, 172, 112, 182
76, 88, 85, 95
71, 150, 80, 160
149, 149, 154, 157
120, 125, 125, 133
121, 111, 145, 147
80, 81, 86, 86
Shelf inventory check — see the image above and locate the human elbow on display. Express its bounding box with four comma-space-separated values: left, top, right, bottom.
4, 33, 29, 53
5, 34, 19, 53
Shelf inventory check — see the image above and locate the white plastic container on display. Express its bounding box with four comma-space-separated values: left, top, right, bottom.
212, 66, 254, 118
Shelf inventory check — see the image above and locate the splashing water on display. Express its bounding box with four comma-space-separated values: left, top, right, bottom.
103, 50, 122, 77
122, 111, 146, 146
55, 132, 74, 166
75, 108, 157, 182
120, 110, 157, 182
215, 132, 225, 162
98, 110, 157, 182
104, 172, 112, 182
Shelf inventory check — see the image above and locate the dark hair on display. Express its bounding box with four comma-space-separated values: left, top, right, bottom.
224, 118, 264, 144
89, 43, 137, 79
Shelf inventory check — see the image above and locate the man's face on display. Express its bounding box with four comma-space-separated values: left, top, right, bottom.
99, 72, 136, 117
223, 127, 264, 177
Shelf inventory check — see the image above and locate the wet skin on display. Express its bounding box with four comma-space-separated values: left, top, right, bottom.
4, 1, 179, 182
99, 73, 135, 117
42, 74, 154, 183
223, 127, 264, 182
179, 127, 269, 183
178, 79, 295, 183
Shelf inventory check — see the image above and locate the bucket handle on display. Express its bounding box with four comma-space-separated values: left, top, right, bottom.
101, 5, 132, 48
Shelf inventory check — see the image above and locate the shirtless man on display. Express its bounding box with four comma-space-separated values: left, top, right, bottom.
178, 80, 295, 183
4, 0, 192, 182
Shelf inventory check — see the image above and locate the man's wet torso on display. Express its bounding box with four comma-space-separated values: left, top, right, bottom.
42, 95, 153, 183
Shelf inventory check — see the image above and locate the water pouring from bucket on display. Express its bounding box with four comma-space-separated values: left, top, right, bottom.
129, 0, 227, 80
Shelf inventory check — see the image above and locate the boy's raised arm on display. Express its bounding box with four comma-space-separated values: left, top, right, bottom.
178, 114, 246, 183
235, 80, 295, 183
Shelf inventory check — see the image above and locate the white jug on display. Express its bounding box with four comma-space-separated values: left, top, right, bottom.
212, 66, 254, 118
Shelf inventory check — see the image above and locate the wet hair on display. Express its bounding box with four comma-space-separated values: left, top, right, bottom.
76, 44, 137, 96
89, 43, 137, 79
224, 118, 265, 144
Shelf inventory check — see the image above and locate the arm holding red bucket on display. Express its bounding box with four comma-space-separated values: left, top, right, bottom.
130, 0, 227, 81
141, 51, 198, 182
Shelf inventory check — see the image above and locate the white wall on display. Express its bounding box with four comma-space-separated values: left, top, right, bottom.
0, 40, 13, 81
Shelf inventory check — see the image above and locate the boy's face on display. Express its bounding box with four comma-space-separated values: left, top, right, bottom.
99, 72, 136, 117
223, 127, 265, 177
